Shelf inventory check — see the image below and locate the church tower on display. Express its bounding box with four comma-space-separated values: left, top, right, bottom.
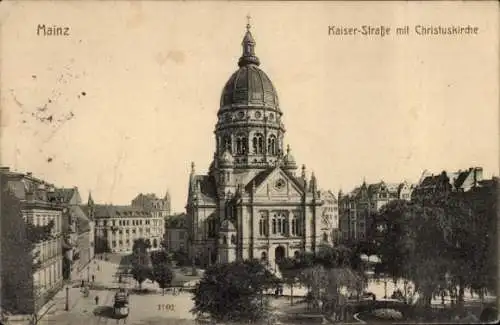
211, 18, 296, 188
218, 220, 237, 263
87, 191, 95, 220
186, 17, 324, 268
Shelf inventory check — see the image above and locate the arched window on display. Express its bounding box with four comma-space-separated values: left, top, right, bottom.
231, 235, 236, 244
259, 216, 267, 236
236, 134, 248, 155
323, 233, 328, 242
222, 235, 227, 245
252, 133, 264, 154
267, 135, 277, 155
223, 135, 232, 153
272, 212, 287, 235
261, 252, 267, 262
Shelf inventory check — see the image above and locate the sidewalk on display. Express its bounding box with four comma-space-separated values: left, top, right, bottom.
41, 259, 121, 318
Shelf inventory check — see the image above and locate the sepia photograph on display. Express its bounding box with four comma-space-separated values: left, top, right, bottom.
0, 1, 498, 324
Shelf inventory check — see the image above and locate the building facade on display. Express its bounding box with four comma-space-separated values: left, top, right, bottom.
339, 180, 413, 242
131, 192, 171, 219
93, 204, 165, 254
412, 167, 484, 199
185, 23, 330, 270
52, 187, 95, 281
0, 168, 64, 315
319, 190, 340, 244
163, 213, 188, 253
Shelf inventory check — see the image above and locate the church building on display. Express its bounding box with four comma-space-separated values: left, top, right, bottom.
185, 21, 331, 269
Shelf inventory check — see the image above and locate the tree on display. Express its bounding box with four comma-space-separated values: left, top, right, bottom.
372, 200, 413, 283
0, 181, 36, 314
191, 260, 280, 323
150, 250, 172, 266
375, 199, 459, 307
277, 257, 301, 305
152, 263, 174, 295
132, 238, 151, 253
298, 265, 364, 321
130, 238, 153, 289
131, 263, 151, 290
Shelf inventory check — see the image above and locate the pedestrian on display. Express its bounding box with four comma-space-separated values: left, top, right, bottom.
92, 275, 95, 282
95, 295, 99, 305
81, 279, 85, 287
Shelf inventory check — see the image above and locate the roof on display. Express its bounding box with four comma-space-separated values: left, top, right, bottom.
243, 167, 305, 194
453, 170, 471, 189
48, 187, 82, 205
418, 171, 452, 190
192, 175, 218, 203
5, 178, 27, 200
93, 205, 152, 219
244, 168, 274, 192
165, 213, 187, 229
133, 193, 160, 201
70, 205, 91, 233
2, 171, 61, 203
220, 64, 279, 110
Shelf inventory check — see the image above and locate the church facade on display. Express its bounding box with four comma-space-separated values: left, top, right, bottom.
185, 22, 331, 269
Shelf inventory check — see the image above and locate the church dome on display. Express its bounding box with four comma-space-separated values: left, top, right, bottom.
219, 23, 280, 111
220, 65, 279, 110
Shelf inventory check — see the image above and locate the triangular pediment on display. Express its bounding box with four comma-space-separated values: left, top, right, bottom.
252, 167, 304, 201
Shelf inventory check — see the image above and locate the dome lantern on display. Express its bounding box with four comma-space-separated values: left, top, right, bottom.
238, 15, 260, 67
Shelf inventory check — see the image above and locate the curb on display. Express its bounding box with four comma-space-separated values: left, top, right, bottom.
353, 312, 366, 324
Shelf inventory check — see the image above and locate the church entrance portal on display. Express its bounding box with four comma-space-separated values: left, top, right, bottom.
275, 246, 285, 262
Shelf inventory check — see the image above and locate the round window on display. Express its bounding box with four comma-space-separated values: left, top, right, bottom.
255, 111, 262, 119
238, 111, 245, 119
269, 113, 274, 120
275, 178, 285, 190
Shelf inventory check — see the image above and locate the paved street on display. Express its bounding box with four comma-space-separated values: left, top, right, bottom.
37, 257, 197, 325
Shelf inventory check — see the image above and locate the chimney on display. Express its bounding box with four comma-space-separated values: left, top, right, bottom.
474, 167, 483, 186
27, 172, 33, 177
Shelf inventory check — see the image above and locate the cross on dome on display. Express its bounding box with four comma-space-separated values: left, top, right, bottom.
246, 14, 252, 31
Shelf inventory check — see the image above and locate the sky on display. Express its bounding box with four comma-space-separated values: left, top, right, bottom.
1, 1, 498, 213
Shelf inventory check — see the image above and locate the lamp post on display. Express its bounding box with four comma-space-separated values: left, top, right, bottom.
383, 275, 388, 299
65, 286, 69, 311
87, 266, 90, 283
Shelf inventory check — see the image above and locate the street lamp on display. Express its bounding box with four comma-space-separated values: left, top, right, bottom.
383, 275, 388, 299
65, 286, 69, 311
87, 266, 90, 283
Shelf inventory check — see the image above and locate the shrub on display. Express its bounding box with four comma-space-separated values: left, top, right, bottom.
372, 308, 403, 320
